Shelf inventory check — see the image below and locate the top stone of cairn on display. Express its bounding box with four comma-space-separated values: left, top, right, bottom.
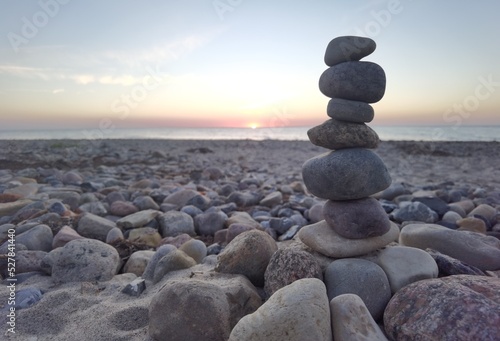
324, 36, 376, 66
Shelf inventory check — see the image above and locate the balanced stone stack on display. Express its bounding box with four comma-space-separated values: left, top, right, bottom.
299, 36, 399, 258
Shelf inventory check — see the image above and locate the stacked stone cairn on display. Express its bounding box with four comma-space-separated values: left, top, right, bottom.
299, 36, 400, 258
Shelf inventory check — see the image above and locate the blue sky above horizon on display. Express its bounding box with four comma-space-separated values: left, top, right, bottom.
1, 0, 499, 130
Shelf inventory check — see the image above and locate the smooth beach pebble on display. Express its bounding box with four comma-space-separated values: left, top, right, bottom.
326, 98, 374, 123
298, 220, 399, 258
322, 197, 391, 239
399, 223, 500, 271
324, 36, 376, 66
302, 149, 391, 201
307, 119, 379, 150
319, 61, 386, 103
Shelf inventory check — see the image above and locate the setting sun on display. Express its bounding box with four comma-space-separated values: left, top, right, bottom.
249, 123, 259, 129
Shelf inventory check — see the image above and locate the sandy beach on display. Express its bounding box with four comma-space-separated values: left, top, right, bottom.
0, 139, 499, 341
1, 139, 499, 188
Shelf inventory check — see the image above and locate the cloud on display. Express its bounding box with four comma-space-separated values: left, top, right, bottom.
103, 31, 219, 67
52, 89, 65, 94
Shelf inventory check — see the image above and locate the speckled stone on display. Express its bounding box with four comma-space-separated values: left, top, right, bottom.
326, 98, 374, 123
302, 149, 391, 201
384, 275, 500, 341
319, 61, 386, 103
324, 36, 376, 66
307, 119, 379, 150
264, 248, 323, 297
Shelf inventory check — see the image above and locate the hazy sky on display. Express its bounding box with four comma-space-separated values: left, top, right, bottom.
1, 0, 499, 130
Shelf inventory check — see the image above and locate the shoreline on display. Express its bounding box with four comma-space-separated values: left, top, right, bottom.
1, 139, 499, 189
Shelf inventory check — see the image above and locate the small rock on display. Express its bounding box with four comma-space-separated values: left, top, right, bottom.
194, 211, 227, 236
215, 230, 277, 287
330, 294, 389, 341
128, 227, 162, 247
106, 227, 124, 244
149, 280, 231, 341
326, 98, 374, 123
425, 248, 486, 277
162, 189, 198, 209
298, 220, 399, 258
109, 200, 138, 217
160, 233, 192, 248
14, 288, 43, 309
52, 225, 84, 249
412, 196, 449, 217
399, 223, 500, 271
179, 239, 207, 263
457, 217, 487, 234
264, 248, 322, 297
142, 244, 177, 281
370, 245, 438, 294
158, 211, 195, 237
302, 149, 391, 201
153, 249, 196, 283
391, 202, 438, 223
259, 191, 283, 208
323, 197, 391, 239
307, 119, 379, 150
324, 36, 376, 66
122, 277, 146, 297
51, 238, 120, 283
319, 61, 386, 103
225, 223, 255, 243
5, 224, 53, 252
132, 195, 160, 211
468, 204, 497, 223
324, 258, 390, 320
116, 209, 159, 229
229, 278, 332, 341
442, 211, 463, 224
123, 250, 155, 276
77, 213, 117, 241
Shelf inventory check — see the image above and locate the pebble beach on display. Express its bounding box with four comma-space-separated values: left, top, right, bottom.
0, 138, 499, 340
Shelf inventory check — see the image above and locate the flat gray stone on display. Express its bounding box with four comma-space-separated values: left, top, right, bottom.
298, 220, 399, 258
9, 224, 53, 252
116, 209, 159, 229
399, 223, 500, 271
319, 61, 386, 103
302, 149, 391, 201
327, 98, 374, 123
324, 36, 376, 66
307, 119, 379, 150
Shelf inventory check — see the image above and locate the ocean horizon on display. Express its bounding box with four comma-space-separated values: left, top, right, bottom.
0, 125, 499, 142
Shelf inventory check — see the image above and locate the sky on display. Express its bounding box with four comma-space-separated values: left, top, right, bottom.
0, 0, 499, 131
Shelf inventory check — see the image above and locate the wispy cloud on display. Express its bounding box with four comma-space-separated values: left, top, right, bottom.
52, 88, 65, 94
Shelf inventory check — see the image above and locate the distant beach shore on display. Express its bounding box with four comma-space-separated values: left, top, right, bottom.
1, 139, 499, 189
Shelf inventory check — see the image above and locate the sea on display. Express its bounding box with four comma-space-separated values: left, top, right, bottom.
0, 125, 499, 142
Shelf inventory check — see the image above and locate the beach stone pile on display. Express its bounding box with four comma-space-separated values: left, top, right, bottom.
300, 36, 399, 258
